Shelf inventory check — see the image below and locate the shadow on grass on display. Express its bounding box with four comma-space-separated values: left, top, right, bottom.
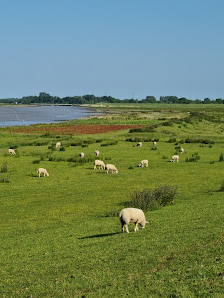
79, 232, 120, 239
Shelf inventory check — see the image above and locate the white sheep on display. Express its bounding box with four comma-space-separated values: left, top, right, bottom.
136, 142, 142, 147
94, 160, 105, 170
37, 168, 49, 177
94, 150, 100, 157
153, 141, 157, 147
79, 152, 84, 158
119, 208, 148, 233
105, 164, 118, 174
55, 142, 61, 148
170, 155, 179, 162
138, 159, 148, 167
8, 149, 16, 155
180, 148, 184, 153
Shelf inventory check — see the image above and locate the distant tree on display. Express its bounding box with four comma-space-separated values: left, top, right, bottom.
141, 96, 157, 103
215, 98, 223, 104
160, 96, 178, 103
203, 98, 211, 104
178, 97, 190, 104
194, 99, 202, 104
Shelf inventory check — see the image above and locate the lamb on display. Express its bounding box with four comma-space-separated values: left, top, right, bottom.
94, 150, 100, 157
153, 141, 157, 147
94, 160, 105, 170
55, 142, 61, 148
138, 159, 148, 167
136, 142, 142, 147
105, 164, 118, 174
180, 148, 184, 153
79, 152, 84, 158
37, 168, 49, 177
8, 149, 16, 155
170, 155, 179, 162
119, 208, 148, 233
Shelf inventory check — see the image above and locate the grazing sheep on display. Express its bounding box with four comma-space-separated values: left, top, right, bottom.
138, 159, 148, 167
119, 208, 148, 233
180, 147, 184, 153
170, 155, 179, 162
55, 142, 61, 148
37, 168, 49, 177
136, 142, 142, 147
94, 160, 105, 170
105, 164, 118, 174
8, 149, 16, 155
79, 152, 84, 158
94, 150, 100, 157
153, 141, 157, 147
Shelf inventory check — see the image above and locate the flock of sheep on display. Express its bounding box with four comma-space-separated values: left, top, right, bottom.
7, 139, 184, 233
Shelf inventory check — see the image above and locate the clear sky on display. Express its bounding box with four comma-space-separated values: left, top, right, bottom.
1, 0, 224, 100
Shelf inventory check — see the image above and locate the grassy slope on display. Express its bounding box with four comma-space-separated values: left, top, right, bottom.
0, 105, 224, 297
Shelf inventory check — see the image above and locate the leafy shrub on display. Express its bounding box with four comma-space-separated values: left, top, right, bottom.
126, 185, 177, 211
81, 144, 88, 148
1, 162, 8, 173
151, 147, 157, 151
105, 157, 111, 160
59, 147, 66, 151
219, 153, 224, 162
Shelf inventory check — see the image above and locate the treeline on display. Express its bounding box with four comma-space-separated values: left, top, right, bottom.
0, 93, 224, 105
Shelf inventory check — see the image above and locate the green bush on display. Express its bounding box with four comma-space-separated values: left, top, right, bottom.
126, 185, 177, 211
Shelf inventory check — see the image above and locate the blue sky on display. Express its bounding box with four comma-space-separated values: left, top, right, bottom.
0, 0, 224, 100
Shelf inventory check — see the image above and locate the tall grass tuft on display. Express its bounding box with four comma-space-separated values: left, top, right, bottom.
219, 153, 224, 162
127, 185, 177, 211
220, 180, 224, 191
1, 162, 8, 173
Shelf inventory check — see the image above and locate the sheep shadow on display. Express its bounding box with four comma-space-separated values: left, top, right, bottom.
79, 232, 120, 239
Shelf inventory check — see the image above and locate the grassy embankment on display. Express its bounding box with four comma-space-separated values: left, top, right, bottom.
0, 104, 224, 297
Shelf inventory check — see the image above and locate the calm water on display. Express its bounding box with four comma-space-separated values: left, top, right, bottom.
0, 105, 99, 127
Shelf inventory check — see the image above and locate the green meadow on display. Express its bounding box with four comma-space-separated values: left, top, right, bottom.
0, 104, 224, 297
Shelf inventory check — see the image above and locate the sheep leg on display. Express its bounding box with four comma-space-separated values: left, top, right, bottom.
134, 223, 139, 232
124, 224, 129, 233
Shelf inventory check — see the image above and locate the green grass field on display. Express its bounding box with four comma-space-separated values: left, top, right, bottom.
1, 105, 224, 297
